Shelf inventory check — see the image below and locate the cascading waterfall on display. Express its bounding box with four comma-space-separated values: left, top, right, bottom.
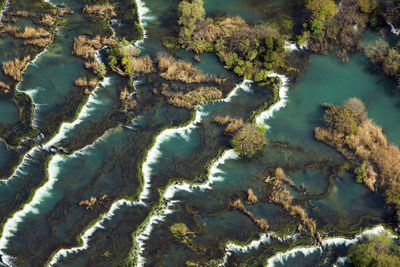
255, 74, 290, 128
48, 200, 145, 266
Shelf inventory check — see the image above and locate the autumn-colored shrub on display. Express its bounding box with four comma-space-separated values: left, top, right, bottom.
83, 4, 116, 18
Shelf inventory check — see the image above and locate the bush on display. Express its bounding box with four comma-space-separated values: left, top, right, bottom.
231, 123, 266, 158
348, 232, 400, 267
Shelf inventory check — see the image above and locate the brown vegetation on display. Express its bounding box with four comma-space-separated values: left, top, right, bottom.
267, 178, 317, 236
24, 37, 52, 48
34, 14, 57, 27
79, 194, 108, 210
2, 56, 31, 81
129, 55, 155, 75
214, 116, 244, 135
15, 27, 50, 39
231, 199, 269, 231
0, 82, 10, 94
315, 98, 400, 226
157, 54, 224, 84
275, 167, 295, 187
120, 88, 136, 110
246, 188, 258, 204
74, 77, 98, 89
83, 4, 116, 18
161, 86, 222, 110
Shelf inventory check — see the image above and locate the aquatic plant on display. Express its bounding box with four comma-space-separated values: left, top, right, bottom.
83, 4, 116, 19
246, 188, 258, 204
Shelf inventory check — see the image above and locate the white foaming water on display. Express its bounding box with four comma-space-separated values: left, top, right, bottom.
0, 128, 113, 262
1, 147, 38, 184
221, 79, 252, 103
284, 41, 298, 52
135, 0, 156, 47
389, 23, 400, 36
163, 149, 239, 200
255, 74, 290, 128
334, 256, 348, 267
0, 154, 62, 255
44, 78, 111, 149
140, 106, 209, 202
133, 200, 178, 267
266, 225, 391, 267
0, 0, 10, 22
48, 199, 144, 266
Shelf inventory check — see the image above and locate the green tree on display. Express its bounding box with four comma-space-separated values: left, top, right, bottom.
348, 232, 400, 267
178, 0, 205, 35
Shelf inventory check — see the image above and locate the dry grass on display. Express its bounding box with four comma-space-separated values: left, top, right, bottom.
246, 188, 258, 204
0, 25, 19, 36
74, 77, 98, 88
129, 55, 155, 75
315, 99, 400, 226
275, 168, 295, 187
158, 54, 211, 83
0, 81, 10, 94
35, 14, 56, 27
24, 37, 52, 48
15, 27, 50, 39
83, 4, 116, 18
85, 60, 99, 72
231, 199, 269, 231
214, 116, 245, 135
72, 36, 116, 61
267, 178, 317, 235
2, 56, 31, 81
163, 86, 222, 110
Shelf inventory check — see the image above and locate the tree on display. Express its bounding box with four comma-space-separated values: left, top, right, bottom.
348, 232, 400, 267
343, 97, 367, 122
178, 0, 205, 35
231, 124, 266, 158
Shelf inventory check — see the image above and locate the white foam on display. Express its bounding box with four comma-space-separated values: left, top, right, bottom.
334, 256, 347, 267
0, 154, 63, 255
266, 225, 392, 267
284, 41, 298, 52
135, 0, 155, 47
132, 200, 178, 267
255, 74, 290, 128
1, 147, 38, 184
48, 199, 144, 266
221, 79, 252, 103
389, 23, 400, 36
163, 149, 238, 199
0, 0, 10, 22
44, 78, 111, 149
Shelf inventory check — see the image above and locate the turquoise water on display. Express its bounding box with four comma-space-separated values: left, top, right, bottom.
0, 0, 400, 266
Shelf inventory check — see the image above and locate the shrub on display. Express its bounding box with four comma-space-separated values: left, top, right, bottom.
246, 189, 258, 204
348, 232, 400, 267
231, 123, 266, 158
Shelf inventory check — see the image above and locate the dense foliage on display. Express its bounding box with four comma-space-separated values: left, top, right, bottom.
231, 124, 266, 158
171, 0, 289, 83
365, 39, 400, 88
348, 232, 400, 267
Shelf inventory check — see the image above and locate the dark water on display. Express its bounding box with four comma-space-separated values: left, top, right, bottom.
0, 0, 399, 266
